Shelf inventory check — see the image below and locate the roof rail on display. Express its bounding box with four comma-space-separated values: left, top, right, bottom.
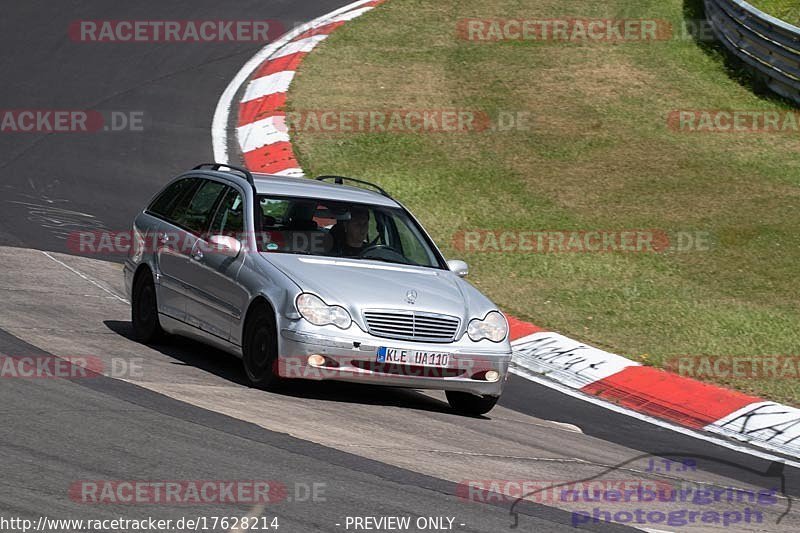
194, 163, 255, 189
315, 175, 391, 198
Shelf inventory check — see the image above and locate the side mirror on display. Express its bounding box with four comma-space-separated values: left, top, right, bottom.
447, 259, 469, 278
208, 235, 242, 258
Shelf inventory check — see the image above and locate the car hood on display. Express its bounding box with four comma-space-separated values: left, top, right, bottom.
262, 253, 498, 326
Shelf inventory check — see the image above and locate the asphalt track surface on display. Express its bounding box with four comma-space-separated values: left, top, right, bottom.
0, 327, 631, 533
0, 1, 799, 532
0, 0, 352, 254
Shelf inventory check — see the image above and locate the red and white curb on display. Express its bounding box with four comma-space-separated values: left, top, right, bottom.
212, 0, 800, 464
212, 0, 384, 173
508, 326, 800, 461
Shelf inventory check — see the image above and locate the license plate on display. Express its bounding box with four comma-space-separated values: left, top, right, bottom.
376, 347, 450, 368
378, 346, 450, 368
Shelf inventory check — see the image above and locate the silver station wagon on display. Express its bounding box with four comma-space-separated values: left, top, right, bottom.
124, 164, 512, 415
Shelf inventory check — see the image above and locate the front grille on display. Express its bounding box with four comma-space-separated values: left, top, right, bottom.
363, 310, 460, 343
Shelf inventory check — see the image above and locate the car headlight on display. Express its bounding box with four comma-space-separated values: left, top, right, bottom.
295, 293, 352, 329
467, 311, 508, 342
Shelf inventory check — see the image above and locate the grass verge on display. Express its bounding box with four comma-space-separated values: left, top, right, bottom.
749, 0, 800, 26
288, 0, 800, 405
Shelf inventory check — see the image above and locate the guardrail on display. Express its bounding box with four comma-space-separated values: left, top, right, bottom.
704, 0, 800, 105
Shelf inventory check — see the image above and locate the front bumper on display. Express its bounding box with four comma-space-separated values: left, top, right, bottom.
278, 320, 512, 396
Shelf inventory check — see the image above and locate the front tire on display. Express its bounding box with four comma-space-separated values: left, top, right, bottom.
131, 270, 164, 343
446, 391, 499, 416
242, 306, 281, 389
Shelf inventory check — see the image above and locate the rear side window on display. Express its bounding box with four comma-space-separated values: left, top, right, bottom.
259, 198, 291, 223
147, 178, 198, 219
172, 180, 227, 234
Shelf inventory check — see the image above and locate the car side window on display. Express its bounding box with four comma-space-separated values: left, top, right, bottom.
260, 198, 291, 224
172, 179, 226, 235
147, 178, 198, 220
209, 187, 244, 237
395, 216, 436, 265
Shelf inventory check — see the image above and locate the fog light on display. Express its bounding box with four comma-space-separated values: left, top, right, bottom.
485, 370, 500, 382
308, 354, 326, 367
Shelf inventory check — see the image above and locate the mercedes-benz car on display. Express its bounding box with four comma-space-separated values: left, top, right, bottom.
124, 163, 512, 415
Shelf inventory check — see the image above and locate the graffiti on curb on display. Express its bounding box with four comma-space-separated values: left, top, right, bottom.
512, 332, 638, 389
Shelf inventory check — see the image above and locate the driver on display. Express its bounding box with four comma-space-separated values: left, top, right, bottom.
339, 207, 370, 256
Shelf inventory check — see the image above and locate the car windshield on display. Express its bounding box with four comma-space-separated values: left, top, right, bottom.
255, 195, 444, 268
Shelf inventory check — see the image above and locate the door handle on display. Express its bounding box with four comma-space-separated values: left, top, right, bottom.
158, 232, 175, 245
192, 249, 204, 261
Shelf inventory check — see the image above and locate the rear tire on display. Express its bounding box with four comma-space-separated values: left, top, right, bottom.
131, 270, 164, 343
243, 306, 281, 389
446, 391, 499, 416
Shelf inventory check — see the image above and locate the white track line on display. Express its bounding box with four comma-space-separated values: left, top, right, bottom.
41, 251, 129, 304
326, 6, 375, 23
211, 0, 378, 164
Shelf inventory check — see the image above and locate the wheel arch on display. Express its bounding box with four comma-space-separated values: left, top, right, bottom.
241, 295, 280, 347
132, 262, 154, 291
